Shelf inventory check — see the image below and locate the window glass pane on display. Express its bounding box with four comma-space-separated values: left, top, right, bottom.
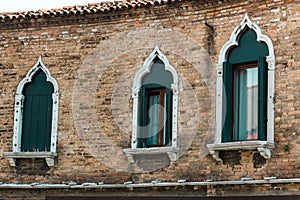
147, 94, 160, 146
234, 66, 258, 141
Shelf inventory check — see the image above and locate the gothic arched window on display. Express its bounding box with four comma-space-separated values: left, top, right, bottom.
207, 14, 275, 162
4, 56, 59, 167
124, 46, 179, 163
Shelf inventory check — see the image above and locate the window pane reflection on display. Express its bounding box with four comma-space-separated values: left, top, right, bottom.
234, 66, 258, 140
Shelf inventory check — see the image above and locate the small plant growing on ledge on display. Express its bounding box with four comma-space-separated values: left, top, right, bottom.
283, 145, 290, 152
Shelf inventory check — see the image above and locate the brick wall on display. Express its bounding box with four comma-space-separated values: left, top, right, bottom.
0, 0, 299, 198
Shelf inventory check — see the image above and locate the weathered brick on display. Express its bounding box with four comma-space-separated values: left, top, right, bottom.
0, 0, 298, 198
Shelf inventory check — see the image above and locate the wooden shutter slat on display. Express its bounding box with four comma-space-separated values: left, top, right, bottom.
137, 85, 146, 148
258, 56, 267, 140
222, 61, 233, 142
165, 88, 172, 146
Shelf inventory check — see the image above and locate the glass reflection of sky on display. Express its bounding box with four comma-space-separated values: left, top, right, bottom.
246, 68, 258, 87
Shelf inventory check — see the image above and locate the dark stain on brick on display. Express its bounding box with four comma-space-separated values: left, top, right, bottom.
205, 21, 216, 55
219, 150, 241, 165
253, 152, 266, 168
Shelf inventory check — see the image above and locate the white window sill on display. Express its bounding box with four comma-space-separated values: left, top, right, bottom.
123, 147, 178, 163
207, 141, 274, 162
3, 152, 57, 167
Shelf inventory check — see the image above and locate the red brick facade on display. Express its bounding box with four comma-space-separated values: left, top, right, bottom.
0, 0, 299, 199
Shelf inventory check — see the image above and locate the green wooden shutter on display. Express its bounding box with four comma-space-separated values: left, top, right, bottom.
137, 85, 146, 148
165, 88, 173, 146
258, 57, 267, 140
21, 95, 33, 151
21, 70, 53, 152
222, 61, 233, 142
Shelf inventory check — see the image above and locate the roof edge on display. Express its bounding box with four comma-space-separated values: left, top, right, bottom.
0, 0, 180, 21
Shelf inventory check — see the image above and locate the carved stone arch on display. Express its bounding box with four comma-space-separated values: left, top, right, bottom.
132, 45, 179, 98
218, 13, 275, 64
5, 56, 59, 167
16, 56, 59, 95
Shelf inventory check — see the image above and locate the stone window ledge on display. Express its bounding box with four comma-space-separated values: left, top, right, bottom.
123, 147, 178, 163
207, 141, 274, 162
4, 152, 57, 167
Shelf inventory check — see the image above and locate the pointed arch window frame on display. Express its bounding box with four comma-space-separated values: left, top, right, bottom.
207, 14, 275, 162
123, 46, 179, 163
4, 56, 59, 167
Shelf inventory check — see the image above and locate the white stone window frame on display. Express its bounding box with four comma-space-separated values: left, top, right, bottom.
4, 56, 59, 167
123, 46, 179, 163
207, 14, 275, 162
